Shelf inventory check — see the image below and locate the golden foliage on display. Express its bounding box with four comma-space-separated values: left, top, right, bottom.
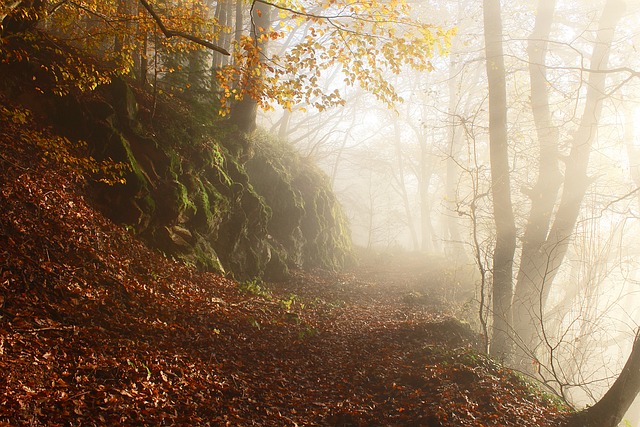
2, 0, 454, 113
0, 105, 130, 185
217, 0, 456, 114
2, 0, 222, 94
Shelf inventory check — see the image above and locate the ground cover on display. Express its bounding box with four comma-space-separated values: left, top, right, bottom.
0, 104, 568, 426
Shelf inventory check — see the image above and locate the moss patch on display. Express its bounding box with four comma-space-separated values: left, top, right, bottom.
246, 131, 354, 276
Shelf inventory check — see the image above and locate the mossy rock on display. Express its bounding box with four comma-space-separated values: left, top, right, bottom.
7, 66, 353, 280
109, 77, 140, 132
86, 123, 155, 228
263, 240, 290, 281
192, 236, 226, 273
246, 133, 354, 275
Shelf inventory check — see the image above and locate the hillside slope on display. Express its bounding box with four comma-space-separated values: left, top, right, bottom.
0, 33, 352, 282
0, 95, 569, 425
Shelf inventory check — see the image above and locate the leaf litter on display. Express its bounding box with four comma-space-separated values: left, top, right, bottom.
0, 97, 569, 426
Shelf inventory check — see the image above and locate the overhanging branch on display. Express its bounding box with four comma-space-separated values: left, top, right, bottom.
138, 0, 229, 56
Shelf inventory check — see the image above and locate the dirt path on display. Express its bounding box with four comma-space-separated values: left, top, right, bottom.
0, 124, 567, 426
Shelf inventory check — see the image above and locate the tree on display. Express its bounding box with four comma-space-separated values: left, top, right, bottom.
229, 0, 271, 133
510, 0, 561, 360
2, 0, 229, 53
512, 0, 626, 365
216, 0, 455, 123
482, 0, 516, 360
567, 329, 640, 427
481, 0, 640, 423
481, 0, 627, 362
2, 0, 453, 135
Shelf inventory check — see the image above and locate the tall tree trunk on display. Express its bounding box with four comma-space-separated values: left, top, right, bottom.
187, 1, 207, 93
483, 0, 517, 361
512, 0, 625, 362
444, 73, 466, 258
330, 107, 358, 187
568, 330, 640, 427
211, 0, 232, 71
235, 0, 243, 47
444, 0, 469, 262
114, 0, 136, 56
512, 0, 560, 362
393, 122, 419, 251
624, 107, 640, 207
230, 0, 270, 134
419, 132, 437, 252
138, 31, 148, 87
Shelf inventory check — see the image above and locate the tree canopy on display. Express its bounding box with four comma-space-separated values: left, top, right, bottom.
1, 0, 455, 116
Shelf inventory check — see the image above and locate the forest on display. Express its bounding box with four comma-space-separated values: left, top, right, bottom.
1, 0, 640, 426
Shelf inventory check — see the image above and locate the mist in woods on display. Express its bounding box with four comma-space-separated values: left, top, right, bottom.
260, 0, 640, 420
4, 0, 640, 425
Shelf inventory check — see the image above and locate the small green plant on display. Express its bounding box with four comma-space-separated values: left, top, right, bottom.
453, 349, 499, 369
298, 325, 318, 340
127, 359, 151, 380
247, 316, 261, 330
238, 278, 271, 298
280, 294, 297, 311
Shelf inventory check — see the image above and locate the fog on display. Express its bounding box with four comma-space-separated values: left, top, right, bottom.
260, 0, 640, 420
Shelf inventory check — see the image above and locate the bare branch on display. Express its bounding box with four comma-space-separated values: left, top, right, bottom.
0, 1, 23, 22
138, 0, 229, 56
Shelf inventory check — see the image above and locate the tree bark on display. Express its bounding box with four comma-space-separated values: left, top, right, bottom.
230, 0, 270, 134
443, 0, 471, 262
512, 0, 625, 361
444, 57, 467, 260
624, 107, 640, 207
211, 0, 233, 70
483, 0, 517, 361
567, 330, 640, 427
419, 133, 437, 252
512, 0, 560, 362
393, 122, 419, 251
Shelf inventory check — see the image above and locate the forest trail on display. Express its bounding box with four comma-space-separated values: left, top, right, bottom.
0, 118, 567, 426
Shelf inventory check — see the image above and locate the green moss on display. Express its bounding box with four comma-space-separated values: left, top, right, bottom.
87, 124, 157, 229
173, 179, 196, 220
140, 194, 156, 215
166, 148, 183, 181
194, 179, 212, 228
203, 180, 229, 218
245, 132, 354, 276
36, 73, 352, 280
97, 129, 146, 192
190, 176, 229, 232
192, 237, 226, 274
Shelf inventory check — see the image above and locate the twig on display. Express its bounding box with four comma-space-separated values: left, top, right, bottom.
15, 326, 76, 334
138, 0, 230, 56
0, 153, 29, 171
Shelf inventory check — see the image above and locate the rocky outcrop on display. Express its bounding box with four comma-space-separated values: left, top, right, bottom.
34, 77, 352, 280
246, 134, 353, 279
0, 28, 353, 281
